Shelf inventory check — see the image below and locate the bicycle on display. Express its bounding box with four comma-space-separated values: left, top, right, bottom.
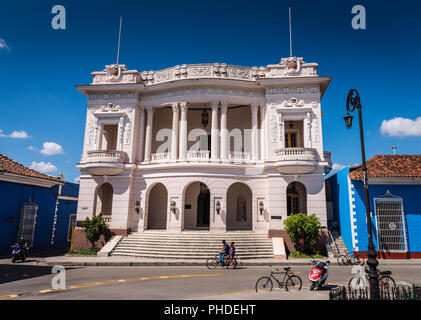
337, 249, 364, 265
206, 254, 238, 269
255, 266, 302, 292
348, 267, 396, 290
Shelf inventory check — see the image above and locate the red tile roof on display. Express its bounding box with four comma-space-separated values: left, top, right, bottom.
348, 155, 421, 179
0, 153, 62, 183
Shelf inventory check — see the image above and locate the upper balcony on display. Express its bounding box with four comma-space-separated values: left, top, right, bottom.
84, 150, 128, 176
274, 147, 319, 174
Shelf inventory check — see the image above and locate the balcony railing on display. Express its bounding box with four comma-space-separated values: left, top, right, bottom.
86, 150, 127, 162
187, 150, 210, 161
229, 151, 252, 162
274, 147, 318, 174
151, 152, 170, 162
275, 147, 318, 160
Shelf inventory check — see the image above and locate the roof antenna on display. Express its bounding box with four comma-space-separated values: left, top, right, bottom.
289, 7, 293, 57
116, 16, 122, 65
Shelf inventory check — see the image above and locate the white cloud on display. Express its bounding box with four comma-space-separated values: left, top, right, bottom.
0, 39, 10, 51
332, 163, 346, 171
380, 117, 421, 137
0, 129, 29, 138
40, 142, 65, 155
30, 161, 58, 173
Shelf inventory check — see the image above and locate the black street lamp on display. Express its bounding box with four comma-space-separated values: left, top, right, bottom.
344, 88, 379, 299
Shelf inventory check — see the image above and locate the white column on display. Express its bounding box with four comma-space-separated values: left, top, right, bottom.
210, 101, 219, 160
220, 101, 228, 160
178, 102, 188, 160
251, 104, 258, 161
137, 104, 145, 162
259, 105, 266, 161
171, 103, 179, 160
144, 106, 154, 162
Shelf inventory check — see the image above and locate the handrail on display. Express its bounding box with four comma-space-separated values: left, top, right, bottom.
328, 229, 340, 254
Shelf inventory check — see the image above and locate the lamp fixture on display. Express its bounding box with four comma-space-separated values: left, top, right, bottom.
215, 201, 221, 214
201, 109, 209, 127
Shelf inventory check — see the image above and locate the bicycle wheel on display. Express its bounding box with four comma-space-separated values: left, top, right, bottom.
379, 276, 396, 290
206, 256, 218, 269
337, 255, 348, 266
255, 276, 273, 292
286, 275, 302, 291
348, 276, 365, 290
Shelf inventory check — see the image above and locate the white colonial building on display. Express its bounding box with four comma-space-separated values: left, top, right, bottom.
74, 56, 332, 249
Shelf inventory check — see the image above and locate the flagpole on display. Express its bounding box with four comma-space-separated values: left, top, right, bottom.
116, 16, 122, 65
289, 7, 293, 57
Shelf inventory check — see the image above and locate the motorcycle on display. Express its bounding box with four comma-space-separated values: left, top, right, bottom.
11, 245, 27, 263
309, 260, 330, 290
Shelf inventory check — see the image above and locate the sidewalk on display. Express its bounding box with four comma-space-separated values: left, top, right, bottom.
18, 255, 421, 267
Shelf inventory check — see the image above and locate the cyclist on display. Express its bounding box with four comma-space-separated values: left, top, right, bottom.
218, 240, 229, 266
227, 242, 236, 266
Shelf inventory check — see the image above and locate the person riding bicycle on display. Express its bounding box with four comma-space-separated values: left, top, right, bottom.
218, 240, 229, 266
227, 242, 236, 265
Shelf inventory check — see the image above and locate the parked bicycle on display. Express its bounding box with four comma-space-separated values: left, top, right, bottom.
255, 266, 302, 292
206, 254, 238, 269
337, 249, 364, 265
348, 267, 396, 290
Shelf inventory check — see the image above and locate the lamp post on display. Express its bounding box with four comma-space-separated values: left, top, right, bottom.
344, 88, 379, 299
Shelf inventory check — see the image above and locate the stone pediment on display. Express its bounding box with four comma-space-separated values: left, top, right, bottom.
90, 57, 319, 86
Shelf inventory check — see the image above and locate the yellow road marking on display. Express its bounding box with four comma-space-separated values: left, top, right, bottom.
0, 294, 19, 300
35, 273, 221, 295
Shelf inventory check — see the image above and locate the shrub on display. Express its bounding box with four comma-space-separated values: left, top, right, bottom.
81, 213, 108, 249
284, 213, 322, 255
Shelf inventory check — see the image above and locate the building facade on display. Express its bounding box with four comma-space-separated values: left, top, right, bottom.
327, 155, 421, 259
74, 57, 332, 247
0, 154, 79, 256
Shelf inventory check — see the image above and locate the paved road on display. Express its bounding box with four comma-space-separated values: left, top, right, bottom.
0, 259, 419, 300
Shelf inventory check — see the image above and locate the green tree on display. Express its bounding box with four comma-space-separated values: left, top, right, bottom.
81, 213, 108, 249
284, 213, 322, 255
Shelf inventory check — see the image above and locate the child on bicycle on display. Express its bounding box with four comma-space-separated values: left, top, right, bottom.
227, 242, 236, 265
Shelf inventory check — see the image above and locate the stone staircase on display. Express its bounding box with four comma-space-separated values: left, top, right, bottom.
330, 231, 348, 257
110, 230, 274, 259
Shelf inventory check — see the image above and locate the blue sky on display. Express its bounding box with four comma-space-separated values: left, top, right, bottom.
0, 0, 420, 182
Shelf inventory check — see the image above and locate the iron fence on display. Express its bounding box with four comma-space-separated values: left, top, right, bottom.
329, 285, 421, 300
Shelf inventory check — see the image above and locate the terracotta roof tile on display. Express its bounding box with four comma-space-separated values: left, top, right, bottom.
348, 155, 421, 180
0, 153, 62, 183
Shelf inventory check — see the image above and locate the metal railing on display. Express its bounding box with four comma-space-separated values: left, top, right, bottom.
330, 285, 421, 300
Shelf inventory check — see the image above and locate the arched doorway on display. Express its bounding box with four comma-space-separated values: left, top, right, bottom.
183, 182, 210, 230
94, 183, 113, 217
147, 183, 168, 229
286, 181, 307, 216
226, 182, 252, 230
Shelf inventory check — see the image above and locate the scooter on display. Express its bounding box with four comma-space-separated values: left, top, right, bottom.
309, 260, 330, 290
11, 245, 27, 263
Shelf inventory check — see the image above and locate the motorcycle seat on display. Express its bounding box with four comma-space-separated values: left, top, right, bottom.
284, 267, 291, 271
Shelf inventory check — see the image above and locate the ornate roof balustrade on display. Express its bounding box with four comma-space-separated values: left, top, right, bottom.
91, 57, 319, 86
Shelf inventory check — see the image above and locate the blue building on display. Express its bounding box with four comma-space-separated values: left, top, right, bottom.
0, 154, 79, 257
326, 155, 421, 259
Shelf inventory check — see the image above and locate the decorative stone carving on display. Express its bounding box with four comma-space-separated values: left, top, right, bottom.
281, 98, 305, 108
124, 118, 131, 145
87, 119, 94, 146
100, 103, 121, 112
311, 118, 320, 142
270, 115, 278, 143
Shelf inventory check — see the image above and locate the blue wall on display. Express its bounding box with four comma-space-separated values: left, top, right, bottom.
352, 181, 421, 253
328, 167, 353, 252
329, 168, 421, 255
0, 181, 78, 256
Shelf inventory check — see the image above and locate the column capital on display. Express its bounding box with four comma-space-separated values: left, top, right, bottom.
171, 102, 179, 112
145, 105, 155, 113
250, 103, 259, 112
210, 100, 219, 111
220, 101, 229, 112
179, 101, 188, 112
